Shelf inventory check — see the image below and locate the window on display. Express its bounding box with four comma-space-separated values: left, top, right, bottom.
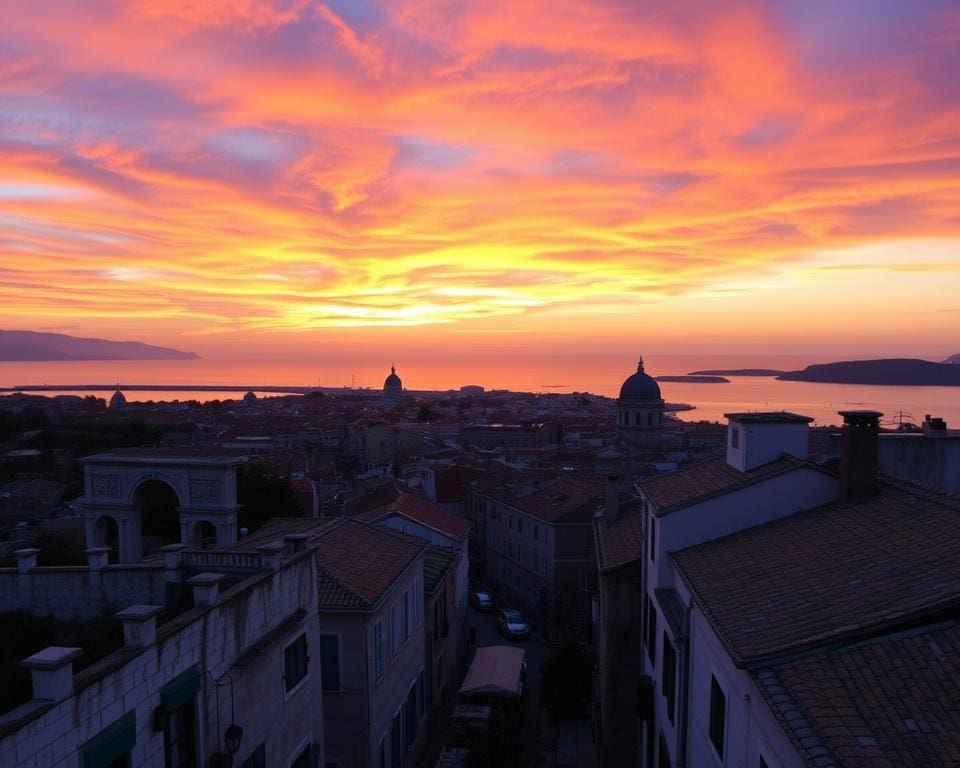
319, 634, 341, 691
662, 632, 677, 724
644, 596, 657, 665
240, 743, 266, 768
518, 518, 523, 534
418, 668, 426, 717
164, 697, 197, 768
406, 684, 418, 748
649, 514, 656, 562
658, 733, 671, 768
518, 543, 523, 563
284, 634, 309, 693
508, 514, 513, 529
374, 620, 385, 680
731, 427, 739, 449
291, 745, 312, 768
390, 603, 399, 657
533, 524, 539, 541
414, 575, 423, 624
403, 590, 411, 639
391, 711, 402, 768
709, 675, 727, 760
82, 712, 136, 768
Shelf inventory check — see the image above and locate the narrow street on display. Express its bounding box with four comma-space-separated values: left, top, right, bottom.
418, 603, 594, 768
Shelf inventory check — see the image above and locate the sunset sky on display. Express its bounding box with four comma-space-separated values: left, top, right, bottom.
1, 0, 958, 360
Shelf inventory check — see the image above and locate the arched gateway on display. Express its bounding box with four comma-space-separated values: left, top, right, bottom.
80, 454, 245, 564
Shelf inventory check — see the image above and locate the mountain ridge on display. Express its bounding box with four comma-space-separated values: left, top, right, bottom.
0, 330, 199, 361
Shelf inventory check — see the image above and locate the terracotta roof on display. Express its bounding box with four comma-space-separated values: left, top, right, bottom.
230, 517, 428, 610
641, 456, 805, 513
353, 484, 471, 541
482, 471, 604, 523
755, 620, 960, 768
595, 506, 644, 572
672, 478, 960, 664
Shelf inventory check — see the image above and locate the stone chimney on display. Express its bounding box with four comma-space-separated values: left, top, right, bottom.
605, 476, 619, 522
838, 410, 882, 504
116, 605, 162, 647
20, 647, 82, 702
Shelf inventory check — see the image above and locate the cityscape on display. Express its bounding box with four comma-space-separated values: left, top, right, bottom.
1, 3, 959, 768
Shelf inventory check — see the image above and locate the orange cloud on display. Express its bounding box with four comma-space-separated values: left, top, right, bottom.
0, 0, 958, 358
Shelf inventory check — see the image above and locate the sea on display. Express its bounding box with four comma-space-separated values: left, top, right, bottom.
2, 354, 960, 429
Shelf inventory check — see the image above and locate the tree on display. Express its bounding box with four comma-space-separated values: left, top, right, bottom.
236, 463, 304, 533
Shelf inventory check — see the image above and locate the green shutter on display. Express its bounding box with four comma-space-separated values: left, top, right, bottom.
319, 635, 340, 690
81, 711, 136, 768
160, 664, 201, 711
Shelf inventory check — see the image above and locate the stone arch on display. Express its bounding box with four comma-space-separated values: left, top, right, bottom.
94, 514, 120, 564
133, 478, 182, 558
81, 454, 244, 563
192, 520, 217, 550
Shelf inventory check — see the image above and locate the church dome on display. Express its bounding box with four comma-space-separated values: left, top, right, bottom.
383, 365, 403, 394
618, 358, 661, 402
109, 390, 127, 409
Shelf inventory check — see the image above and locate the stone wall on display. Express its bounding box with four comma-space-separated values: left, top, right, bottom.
0, 566, 168, 621
0, 551, 324, 768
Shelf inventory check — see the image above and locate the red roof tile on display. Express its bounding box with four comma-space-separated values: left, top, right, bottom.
229, 516, 428, 609
641, 456, 806, 513
595, 510, 644, 572
354, 484, 470, 541
755, 620, 960, 768
672, 478, 960, 663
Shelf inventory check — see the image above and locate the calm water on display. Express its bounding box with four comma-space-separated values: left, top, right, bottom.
2, 354, 959, 428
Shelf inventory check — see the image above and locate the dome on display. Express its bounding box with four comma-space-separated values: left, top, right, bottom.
383, 365, 403, 393
618, 358, 662, 402
243, 391, 258, 402
109, 390, 127, 408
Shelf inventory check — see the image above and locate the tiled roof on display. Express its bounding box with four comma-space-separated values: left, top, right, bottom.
482, 471, 604, 523
755, 620, 960, 768
641, 456, 805, 513
230, 517, 428, 610
353, 484, 471, 541
595, 507, 644, 572
672, 478, 960, 664
423, 549, 455, 594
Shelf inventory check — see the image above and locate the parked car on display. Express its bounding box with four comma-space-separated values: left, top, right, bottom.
470, 589, 496, 612
497, 608, 530, 639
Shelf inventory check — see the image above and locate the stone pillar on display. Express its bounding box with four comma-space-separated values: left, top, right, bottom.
188, 572, 224, 607
216, 517, 238, 548
14, 548, 39, 573
179, 519, 193, 548
20, 647, 82, 702
116, 605, 162, 647
257, 542, 286, 571
85, 547, 111, 572
118, 515, 142, 565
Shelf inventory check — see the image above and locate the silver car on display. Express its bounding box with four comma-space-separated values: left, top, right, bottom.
497, 608, 530, 639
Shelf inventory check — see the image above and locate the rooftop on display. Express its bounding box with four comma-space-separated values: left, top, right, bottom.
672, 476, 960, 664
353, 484, 471, 541
723, 411, 814, 424
595, 507, 644, 572
231, 517, 428, 610
641, 456, 807, 514
755, 619, 960, 768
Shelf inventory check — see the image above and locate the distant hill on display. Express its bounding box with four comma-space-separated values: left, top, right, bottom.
687, 369, 786, 377
0, 330, 199, 361
655, 375, 729, 383
777, 359, 960, 386
945, 353, 960, 364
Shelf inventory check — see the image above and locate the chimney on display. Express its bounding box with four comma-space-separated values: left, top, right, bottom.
923, 415, 948, 438
20, 647, 82, 702
838, 410, 882, 504
605, 475, 619, 522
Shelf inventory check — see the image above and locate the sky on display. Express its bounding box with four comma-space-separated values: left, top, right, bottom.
1, 0, 959, 360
